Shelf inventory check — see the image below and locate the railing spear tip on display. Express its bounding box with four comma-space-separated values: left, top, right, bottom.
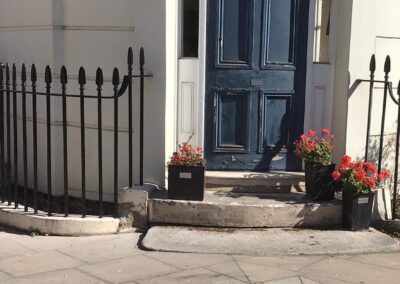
96, 67, 104, 85
397, 80, 400, 96
45, 65, 52, 84
78, 67, 86, 85
112, 67, 120, 85
369, 54, 376, 73
140, 47, 145, 66
60, 66, 68, 84
21, 64, 26, 82
128, 47, 133, 65
384, 55, 391, 73
31, 64, 37, 82
12, 63, 16, 81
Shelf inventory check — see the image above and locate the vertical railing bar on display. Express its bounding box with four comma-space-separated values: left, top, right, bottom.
365, 55, 375, 162
31, 65, 38, 214
378, 56, 391, 173
12, 64, 18, 209
96, 68, 104, 218
79, 67, 86, 218
139, 48, 145, 186
0, 63, 4, 204
5, 64, 11, 206
393, 81, 400, 220
21, 64, 28, 211
61, 66, 68, 217
113, 68, 119, 218
128, 48, 133, 188
45, 66, 52, 216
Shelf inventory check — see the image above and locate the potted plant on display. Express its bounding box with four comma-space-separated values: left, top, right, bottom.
332, 155, 391, 231
168, 142, 205, 201
294, 129, 335, 201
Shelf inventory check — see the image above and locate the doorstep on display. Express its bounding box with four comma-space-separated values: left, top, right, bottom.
149, 191, 342, 228
141, 226, 399, 256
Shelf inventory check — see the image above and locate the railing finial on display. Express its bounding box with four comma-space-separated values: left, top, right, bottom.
78, 67, 86, 85
384, 55, 391, 73
96, 67, 104, 86
128, 47, 133, 66
21, 64, 26, 82
140, 47, 145, 66
369, 54, 376, 73
45, 65, 52, 84
60, 66, 68, 84
31, 64, 37, 82
112, 68, 120, 85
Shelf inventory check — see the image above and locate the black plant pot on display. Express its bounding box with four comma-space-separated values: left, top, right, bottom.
168, 165, 205, 201
342, 191, 375, 231
304, 162, 336, 201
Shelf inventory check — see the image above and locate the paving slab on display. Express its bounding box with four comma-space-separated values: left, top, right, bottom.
301, 256, 400, 284
79, 254, 178, 283
0, 251, 83, 277
141, 226, 399, 256
137, 268, 244, 284
1, 269, 107, 284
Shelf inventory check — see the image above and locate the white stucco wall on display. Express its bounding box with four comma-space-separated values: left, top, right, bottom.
347, 0, 399, 173
0, 0, 166, 200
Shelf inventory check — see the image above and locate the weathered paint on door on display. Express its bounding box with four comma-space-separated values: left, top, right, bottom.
205, 0, 309, 171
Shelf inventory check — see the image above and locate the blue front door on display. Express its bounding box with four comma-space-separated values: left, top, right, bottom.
205, 0, 309, 171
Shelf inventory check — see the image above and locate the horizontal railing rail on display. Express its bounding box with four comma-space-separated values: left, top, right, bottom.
0, 46, 152, 218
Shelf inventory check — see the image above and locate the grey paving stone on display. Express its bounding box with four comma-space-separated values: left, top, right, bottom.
264, 276, 303, 284
137, 268, 245, 284
206, 261, 251, 283
234, 255, 324, 272
59, 233, 142, 263
0, 269, 107, 284
80, 254, 178, 283
0, 238, 34, 259
0, 251, 83, 277
235, 260, 299, 283
3, 233, 121, 253
145, 251, 232, 269
349, 252, 400, 270
302, 257, 400, 284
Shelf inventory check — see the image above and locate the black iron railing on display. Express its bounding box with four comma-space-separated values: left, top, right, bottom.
349, 55, 399, 220
0, 47, 152, 218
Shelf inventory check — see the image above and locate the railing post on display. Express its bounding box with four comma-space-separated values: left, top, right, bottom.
113, 68, 119, 218
21, 64, 28, 211
5, 64, 11, 206
31, 65, 38, 214
45, 65, 52, 216
139, 47, 145, 186
128, 47, 133, 188
378, 56, 391, 173
365, 55, 375, 162
96, 68, 104, 217
12, 64, 18, 209
0, 63, 4, 203
79, 67, 86, 218
61, 66, 69, 217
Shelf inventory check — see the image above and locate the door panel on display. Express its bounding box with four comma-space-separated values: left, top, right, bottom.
205, 0, 309, 171
217, 0, 253, 67
262, 0, 296, 67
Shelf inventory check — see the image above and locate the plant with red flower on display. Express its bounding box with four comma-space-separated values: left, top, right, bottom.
169, 142, 204, 167
294, 129, 334, 165
332, 155, 390, 195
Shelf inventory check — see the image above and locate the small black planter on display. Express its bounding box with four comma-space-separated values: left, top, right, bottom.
168, 165, 205, 201
304, 162, 335, 201
342, 191, 375, 231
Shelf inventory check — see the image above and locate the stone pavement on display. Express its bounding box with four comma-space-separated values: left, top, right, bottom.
0, 226, 399, 284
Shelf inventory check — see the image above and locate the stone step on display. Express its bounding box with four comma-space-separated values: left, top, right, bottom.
205, 171, 305, 193
142, 226, 399, 256
148, 191, 342, 228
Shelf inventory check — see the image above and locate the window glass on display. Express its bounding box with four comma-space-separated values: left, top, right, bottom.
313, 0, 331, 63
181, 0, 199, 58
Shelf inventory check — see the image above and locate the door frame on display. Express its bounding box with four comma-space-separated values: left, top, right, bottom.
165, 0, 338, 169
